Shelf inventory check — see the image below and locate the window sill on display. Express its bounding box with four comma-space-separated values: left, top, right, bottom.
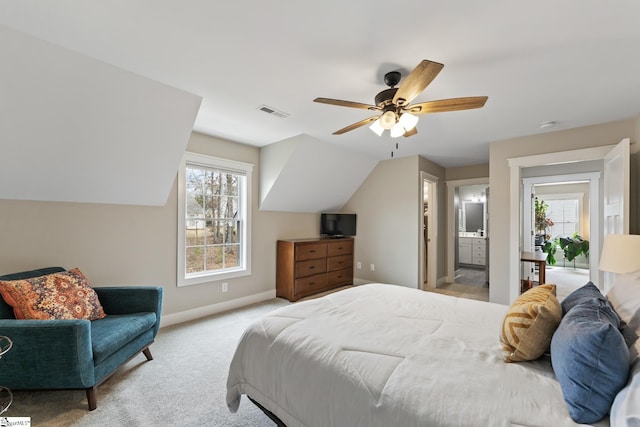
177, 268, 250, 287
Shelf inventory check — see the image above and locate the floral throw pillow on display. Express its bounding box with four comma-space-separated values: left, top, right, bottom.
0, 268, 106, 320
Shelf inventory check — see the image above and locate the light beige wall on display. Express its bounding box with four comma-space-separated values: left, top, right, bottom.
344, 155, 445, 287
489, 118, 638, 305
0, 132, 318, 318
446, 163, 489, 181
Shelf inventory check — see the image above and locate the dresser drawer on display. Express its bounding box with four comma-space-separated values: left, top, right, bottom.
277, 238, 353, 302
294, 274, 328, 296
473, 242, 486, 252
295, 243, 327, 261
296, 258, 326, 277
473, 246, 486, 256
327, 268, 353, 286
327, 254, 352, 271
327, 240, 353, 257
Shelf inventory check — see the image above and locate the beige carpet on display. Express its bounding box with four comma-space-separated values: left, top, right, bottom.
545, 266, 590, 301
5, 298, 290, 427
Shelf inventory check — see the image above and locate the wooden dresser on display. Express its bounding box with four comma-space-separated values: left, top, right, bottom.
276, 238, 354, 301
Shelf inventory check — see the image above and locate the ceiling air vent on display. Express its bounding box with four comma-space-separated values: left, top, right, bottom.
258, 104, 290, 119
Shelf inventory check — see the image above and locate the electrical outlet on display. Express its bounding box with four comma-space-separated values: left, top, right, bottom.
356, 261, 362, 269
370, 263, 375, 272
221, 282, 228, 292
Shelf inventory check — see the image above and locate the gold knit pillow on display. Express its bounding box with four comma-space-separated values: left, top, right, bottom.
500, 284, 561, 362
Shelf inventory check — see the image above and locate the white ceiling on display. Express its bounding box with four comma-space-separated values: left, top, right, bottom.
2, 1, 640, 168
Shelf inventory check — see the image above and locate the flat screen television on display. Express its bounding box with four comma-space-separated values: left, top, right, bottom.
320, 213, 357, 238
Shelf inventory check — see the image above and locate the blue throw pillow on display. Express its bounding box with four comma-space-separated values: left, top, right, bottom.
551, 298, 630, 424
560, 281, 606, 315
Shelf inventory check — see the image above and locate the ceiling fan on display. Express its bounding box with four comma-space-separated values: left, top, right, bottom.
314, 59, 488, 138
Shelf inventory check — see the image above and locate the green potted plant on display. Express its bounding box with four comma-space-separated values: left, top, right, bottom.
558, 233, 589, 266
534, 198, 554, 243
542, 238, 559, 265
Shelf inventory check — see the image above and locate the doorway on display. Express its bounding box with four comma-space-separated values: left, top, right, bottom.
507, 139, 630, 302
421, 172, 438, 289
446, 178, 490, 288
522, 174, 599, 299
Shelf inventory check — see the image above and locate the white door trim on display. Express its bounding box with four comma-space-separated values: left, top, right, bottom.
507, 144, 615, 303
421, 172, 439, 289
446, 177, 489, 284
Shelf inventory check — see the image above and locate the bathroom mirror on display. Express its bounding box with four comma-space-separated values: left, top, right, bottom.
462, 201, 485, 233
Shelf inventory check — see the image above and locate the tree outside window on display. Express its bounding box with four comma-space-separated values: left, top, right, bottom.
177, 153, 252, 287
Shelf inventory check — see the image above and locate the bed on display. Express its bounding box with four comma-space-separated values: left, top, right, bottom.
226, 283, 640, 427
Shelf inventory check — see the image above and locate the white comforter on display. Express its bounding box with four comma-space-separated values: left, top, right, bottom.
226, 284, 608, 427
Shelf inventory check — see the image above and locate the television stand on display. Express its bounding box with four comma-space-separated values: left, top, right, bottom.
276, 237, 354, 301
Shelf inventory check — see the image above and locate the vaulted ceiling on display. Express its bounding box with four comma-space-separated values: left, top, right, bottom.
2, 1, 640, 169
1, 2, 640, 209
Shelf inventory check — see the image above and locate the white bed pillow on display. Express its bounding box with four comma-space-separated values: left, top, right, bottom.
607, 269, 640, 345
610, 340, 640, 426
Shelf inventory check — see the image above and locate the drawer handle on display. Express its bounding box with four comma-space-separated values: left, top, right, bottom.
308, 282, 315, 286
309, 266, 315, 270
309, 250, 316, 253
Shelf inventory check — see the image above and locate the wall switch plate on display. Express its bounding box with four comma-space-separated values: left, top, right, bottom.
222, 282, 228, 292
370, 263, 375, 272
356, 261, 362, 269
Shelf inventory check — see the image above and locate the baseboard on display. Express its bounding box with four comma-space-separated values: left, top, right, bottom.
160, 289, 276, 328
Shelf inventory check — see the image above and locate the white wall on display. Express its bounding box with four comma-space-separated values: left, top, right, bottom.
259, 134, 378, 212
0, 25, 201, 206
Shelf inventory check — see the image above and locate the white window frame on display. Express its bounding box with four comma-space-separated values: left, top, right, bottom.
538, 192, 584, 239
177, 152, 253, 287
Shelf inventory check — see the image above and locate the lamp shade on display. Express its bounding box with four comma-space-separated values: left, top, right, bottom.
369, 119, 384, 136
390, 122, 405, 138
379, 111, 397, 129
398, 113, 418, 131
599, 234, 640, 274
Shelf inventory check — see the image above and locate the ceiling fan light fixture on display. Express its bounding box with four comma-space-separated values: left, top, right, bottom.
313, 59, 487, 138
369, 119, 384, 136
379, 110, 397, 130
398, 113, 419, 131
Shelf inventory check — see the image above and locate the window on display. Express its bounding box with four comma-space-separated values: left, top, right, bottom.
177, 152, 252, 286
540, 194, 582, 239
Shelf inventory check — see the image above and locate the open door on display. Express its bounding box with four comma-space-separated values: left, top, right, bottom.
602, 138, 630, 290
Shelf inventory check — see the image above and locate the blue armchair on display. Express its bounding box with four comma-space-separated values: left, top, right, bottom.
0, 267, 163, 410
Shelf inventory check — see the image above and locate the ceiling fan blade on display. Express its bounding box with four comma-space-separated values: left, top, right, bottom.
403, 127, 418, 137
405, 96, 488, 114
314, 97, 379, 111
333, 116, 380, 135
392, 60, 444, 107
